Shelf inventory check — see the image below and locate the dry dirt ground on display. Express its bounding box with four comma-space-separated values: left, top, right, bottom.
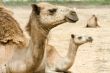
2, 6, 110, 73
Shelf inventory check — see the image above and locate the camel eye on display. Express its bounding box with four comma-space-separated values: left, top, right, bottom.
78, 36, 82, 40
48, 8, 57, 15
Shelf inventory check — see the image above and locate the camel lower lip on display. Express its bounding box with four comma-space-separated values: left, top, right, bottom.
65, 17, 78, 23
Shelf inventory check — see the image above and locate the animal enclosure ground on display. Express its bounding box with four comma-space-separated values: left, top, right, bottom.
1, 6, 110, 73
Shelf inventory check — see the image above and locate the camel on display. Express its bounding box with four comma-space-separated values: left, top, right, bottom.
86, 14, 99, 28
0, 2, 79, 73
46, 34, 93, 73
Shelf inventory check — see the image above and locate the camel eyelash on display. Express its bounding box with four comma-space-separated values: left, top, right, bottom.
48, 8, 57, 15
78, 36, 82, 39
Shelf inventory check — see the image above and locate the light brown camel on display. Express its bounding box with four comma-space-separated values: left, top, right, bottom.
86, 14, 99, 28
46, 34, 93, 73
0, 2, 79, 73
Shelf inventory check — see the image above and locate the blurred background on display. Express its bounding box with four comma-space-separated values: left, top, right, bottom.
0, 0, 110, 7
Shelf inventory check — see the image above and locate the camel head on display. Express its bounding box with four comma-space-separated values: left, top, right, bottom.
86, 14, 99, 27
88, 14, 98, 24
91, 15, 97, 21
31, 2, 78, 29
71, 34, 93, 45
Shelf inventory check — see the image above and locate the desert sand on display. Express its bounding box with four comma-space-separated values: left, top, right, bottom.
1, 6, 110, 73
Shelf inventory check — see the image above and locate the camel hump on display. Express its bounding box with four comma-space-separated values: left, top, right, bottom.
0, 7, 27, 48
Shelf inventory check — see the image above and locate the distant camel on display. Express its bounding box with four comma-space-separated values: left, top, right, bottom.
86, 15, 99, 27
0, 2, 78, 73
46, 34, 93, 73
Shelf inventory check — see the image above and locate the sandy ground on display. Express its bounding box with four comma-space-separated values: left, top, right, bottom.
1, 5, 110, 73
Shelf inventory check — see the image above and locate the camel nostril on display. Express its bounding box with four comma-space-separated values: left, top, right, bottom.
70, 11, 76, 15
88, 37, 93, 42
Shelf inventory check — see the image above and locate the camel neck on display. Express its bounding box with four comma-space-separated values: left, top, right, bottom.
66, 38, 78, 65
27, 13, 50, 69
30, 21, 49, 45
28, 13, 50, 47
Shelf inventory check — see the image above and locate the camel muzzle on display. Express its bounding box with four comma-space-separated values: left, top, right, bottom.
65, 11, 79, 23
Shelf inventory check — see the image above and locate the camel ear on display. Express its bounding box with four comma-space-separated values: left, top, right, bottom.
31, 4, 40, 15
71, 34, 75, 38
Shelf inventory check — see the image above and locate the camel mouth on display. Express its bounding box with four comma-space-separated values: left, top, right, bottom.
65, 16, 79, 23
